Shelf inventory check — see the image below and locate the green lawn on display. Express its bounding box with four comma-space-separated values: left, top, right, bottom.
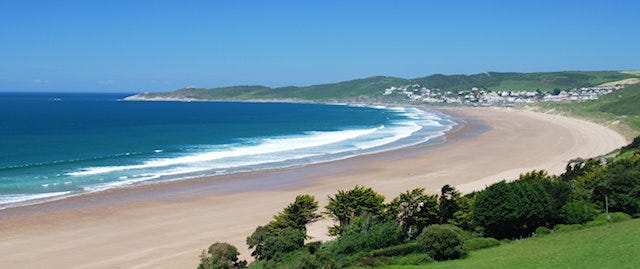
375, 218, 640, 269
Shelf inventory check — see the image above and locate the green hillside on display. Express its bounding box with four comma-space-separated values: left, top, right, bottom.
375, 218, 640, 269
128, 71, 635, 101
537, 82, 640, 139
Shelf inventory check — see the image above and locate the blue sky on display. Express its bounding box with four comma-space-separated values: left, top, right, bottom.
1, 0, 639, 92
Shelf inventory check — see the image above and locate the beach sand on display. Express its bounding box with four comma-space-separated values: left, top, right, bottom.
0, 107, 627, 268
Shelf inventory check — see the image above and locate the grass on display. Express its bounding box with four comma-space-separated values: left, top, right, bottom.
372, 218, 640, 269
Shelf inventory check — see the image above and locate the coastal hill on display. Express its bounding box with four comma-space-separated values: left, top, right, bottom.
125, 71, 638, 102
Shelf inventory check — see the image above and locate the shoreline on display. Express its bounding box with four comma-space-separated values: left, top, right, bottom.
0, 104, 455, 212
0, 106, 471, 218
0, 107, 627, 269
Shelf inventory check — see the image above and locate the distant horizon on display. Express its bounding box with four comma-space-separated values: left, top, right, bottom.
1, 1, 639, 92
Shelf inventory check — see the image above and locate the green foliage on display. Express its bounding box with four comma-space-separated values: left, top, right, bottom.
261, 227, 306, 261
534, 226, 551, 236
198, 242, 247, 269
416, 224, 467, 261
272, 194, 321, 232
330, 214, 403, 255
247, 195, 320, 260
369, 243, 420, 257
592, 158, 640, 217
621, 136, 640, 153
385, 188, 439, 239
325, 186, 385, 236
518, 170, 572, 224
584, 212, 633, 228
463, 237, 501, 251
473, 180, 552, 239
562, 200, 597, 224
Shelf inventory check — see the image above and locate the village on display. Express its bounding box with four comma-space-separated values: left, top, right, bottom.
383, 83, 627, 106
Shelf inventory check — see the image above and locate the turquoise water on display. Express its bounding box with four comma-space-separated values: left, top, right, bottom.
0, 92, 455, 208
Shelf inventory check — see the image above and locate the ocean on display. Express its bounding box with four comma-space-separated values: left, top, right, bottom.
0, 92, 456, 209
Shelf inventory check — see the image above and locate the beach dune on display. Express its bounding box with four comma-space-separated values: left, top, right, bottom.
0, 107, 627, 268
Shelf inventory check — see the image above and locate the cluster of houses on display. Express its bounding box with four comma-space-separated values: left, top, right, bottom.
382, 83, 628, 106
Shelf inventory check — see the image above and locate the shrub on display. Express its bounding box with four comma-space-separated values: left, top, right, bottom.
553, 224, 583, 233
562, 200, 597, 224
584, 212, 632, 227
416, 224, 467, 261
197, 242, 246, 269
369, 242, 420, 257
331, 214, 403, 255
464, 237, 500, 251
534, 226, 551, 236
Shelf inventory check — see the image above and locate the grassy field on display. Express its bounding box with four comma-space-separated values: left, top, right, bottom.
372, 218, 640, 269
535, 83, 640, 139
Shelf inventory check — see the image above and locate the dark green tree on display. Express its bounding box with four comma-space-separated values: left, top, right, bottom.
438, 184, 460, 224
247, 194, 321, 260
592, 158, 640, 217
198, 242, 247, 269
272, 194, 321, 232
325, 185, 385, 236
386, 188, 439, 239
473, 180, 552, 239
261, 227, 306, 261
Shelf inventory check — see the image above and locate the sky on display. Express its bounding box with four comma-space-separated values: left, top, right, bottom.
0, 0, 639, 92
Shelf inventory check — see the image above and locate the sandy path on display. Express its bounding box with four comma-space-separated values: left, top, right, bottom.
0, 108, 626, 268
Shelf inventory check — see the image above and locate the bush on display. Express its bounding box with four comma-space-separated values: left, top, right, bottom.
331, 214, 403, 255
584, 212, 632, 227
416, 224, 467, 261
464, 237, 500, 251
562, 200, 597, 224
198, 242, 246, 269
534, 226, 551, 236
369, 242, 419, 257
553, 224, 583, 233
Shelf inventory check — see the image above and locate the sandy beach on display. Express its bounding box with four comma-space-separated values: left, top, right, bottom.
0, 107, 627, 269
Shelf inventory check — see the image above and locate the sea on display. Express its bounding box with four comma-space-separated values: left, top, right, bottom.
0, 92, 456, 209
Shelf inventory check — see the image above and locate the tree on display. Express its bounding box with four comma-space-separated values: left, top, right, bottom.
473, 180, 552, 239
562, 200, 596, 224
272, 194, 321, 232
247, 194, 321, 260
416, 224, 467, 261
438, 184, 460, 224
325, 186, 385, 236
386, 188, 439, 239
592, 158, 640, 217
198, 242, 246, 269
518, 170, 572, 225
261, 227, 306, 261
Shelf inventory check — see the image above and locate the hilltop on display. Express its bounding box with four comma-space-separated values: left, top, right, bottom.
125, 71, 638, 103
